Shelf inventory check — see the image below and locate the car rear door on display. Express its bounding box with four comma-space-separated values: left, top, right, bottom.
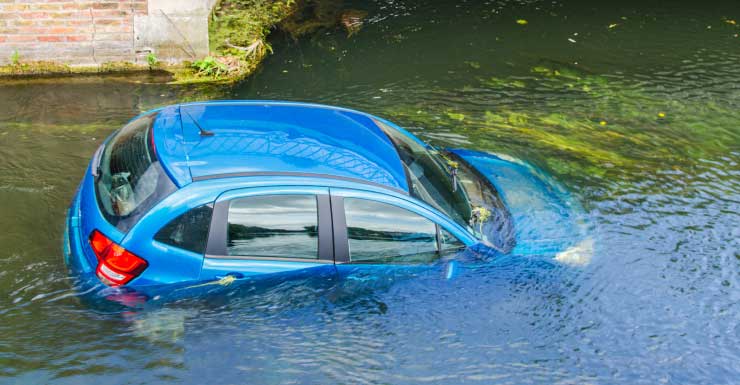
200, 186, 335, 280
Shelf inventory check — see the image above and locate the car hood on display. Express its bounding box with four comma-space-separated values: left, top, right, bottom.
449, 149, 593, 264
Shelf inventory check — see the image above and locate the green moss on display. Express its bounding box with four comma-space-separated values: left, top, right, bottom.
378, 63, 740, 187
482, 76, 526, 89
446, 111, 466, 121
0, 61, 72, 76
209, 0, 297, 53
190, 0, 347, 84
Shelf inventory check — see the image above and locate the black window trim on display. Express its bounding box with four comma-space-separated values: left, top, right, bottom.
192, 172, 409, 196
205, 192, 335, 263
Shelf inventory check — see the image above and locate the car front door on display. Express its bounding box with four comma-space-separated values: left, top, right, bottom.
200, 186, 335, 280
328, 188, 469, 272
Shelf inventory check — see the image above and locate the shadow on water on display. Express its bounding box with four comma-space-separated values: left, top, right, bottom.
58, 253, 577, 384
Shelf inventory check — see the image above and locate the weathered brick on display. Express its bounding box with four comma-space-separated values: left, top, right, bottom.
6, 35, 37, 42
93, 32, 131, 42
10, 20, 35, 27
49, 26, 77, 33
48, 11, 89, 19
91, 9, 129, 18
93, 24, 127, 33
92, 2, 119, 10
38, 35, 65, 42
20, 12, 50, 19
62, 3, 91, 10
68, 19, 94, 26
37, 3, 64, 10
66, 34, 90, 42
94, 18, 123, 25
4, 4, 31, 11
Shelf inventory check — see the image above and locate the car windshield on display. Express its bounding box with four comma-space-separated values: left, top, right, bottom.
442, 151, 516, 252
95, 112, 176, 232
374, 119, 473, 231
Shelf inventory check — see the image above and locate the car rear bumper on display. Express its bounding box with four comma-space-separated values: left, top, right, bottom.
64, 181, 95, 278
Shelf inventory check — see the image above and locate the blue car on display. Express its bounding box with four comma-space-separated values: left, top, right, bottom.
64, 101, 589, 292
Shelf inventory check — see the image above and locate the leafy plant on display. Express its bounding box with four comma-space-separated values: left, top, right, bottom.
146, 52, 158, 69
192, 56, 228, 78
10, 50, 19, 66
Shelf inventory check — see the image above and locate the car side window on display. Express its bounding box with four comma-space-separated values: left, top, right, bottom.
343, 198, 439, 264
439, 227, 466, 254
227, 194, 318, 259
154, 204, 213, 254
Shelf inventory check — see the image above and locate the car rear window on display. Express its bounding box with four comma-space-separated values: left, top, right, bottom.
154, 204, 213, 254
95, 113, 176, 232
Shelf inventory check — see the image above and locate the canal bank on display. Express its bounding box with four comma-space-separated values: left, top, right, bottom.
0, 0, 360, 83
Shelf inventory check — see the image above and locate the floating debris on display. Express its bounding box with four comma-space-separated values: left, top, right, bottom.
658, 112, 666, 118
608, 23, 619, 29
599, 120, 608, 126
341, 9, 369, 37
516, 19, 528, 25
446, 112, 466, 121
725, 19, 737, 25
568, 38, 577, 43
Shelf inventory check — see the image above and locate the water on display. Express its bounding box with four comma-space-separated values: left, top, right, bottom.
1, 0, 739, 383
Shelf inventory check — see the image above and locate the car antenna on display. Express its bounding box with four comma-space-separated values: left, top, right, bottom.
183, 109, 214, 137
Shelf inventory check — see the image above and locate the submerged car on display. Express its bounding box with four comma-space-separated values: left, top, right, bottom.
64, 101, 589, 291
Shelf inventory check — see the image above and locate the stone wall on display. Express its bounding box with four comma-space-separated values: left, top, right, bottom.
0, 0, 215, 66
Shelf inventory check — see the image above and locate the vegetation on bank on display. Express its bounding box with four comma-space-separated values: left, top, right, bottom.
177, 0, 364, 83
0, 59, 153, 78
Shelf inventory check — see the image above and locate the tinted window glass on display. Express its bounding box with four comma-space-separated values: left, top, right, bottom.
344, 198, 438, 264
154, 205, 213, 254
446, 151, 515, 252
95, 113, 176, 232
227, 195, 318, 259
439, 228, 466, 254
374, 119, 472, 231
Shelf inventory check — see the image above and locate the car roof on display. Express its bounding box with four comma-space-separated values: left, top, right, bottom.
152, 101, 410, 193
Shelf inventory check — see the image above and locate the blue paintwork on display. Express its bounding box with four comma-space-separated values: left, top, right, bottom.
176, 101, 409, 191
64, 101, 589, 298
153, 106, 191, 187
449, 149, 590, 256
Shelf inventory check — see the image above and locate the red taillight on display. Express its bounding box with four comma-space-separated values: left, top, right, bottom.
90, 230, 112, 255
88, 230, 148, 287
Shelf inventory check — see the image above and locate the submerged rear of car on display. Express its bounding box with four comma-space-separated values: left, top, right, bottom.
64, 101, 590, 299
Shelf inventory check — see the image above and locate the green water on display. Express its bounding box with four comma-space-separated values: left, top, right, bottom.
0, 0, 738, 383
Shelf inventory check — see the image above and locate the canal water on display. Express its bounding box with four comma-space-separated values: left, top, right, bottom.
1, 0, 738, 383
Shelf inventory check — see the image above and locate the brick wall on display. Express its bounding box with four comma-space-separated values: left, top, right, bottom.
0, 0, 150, 65
0, 0, 213, 66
